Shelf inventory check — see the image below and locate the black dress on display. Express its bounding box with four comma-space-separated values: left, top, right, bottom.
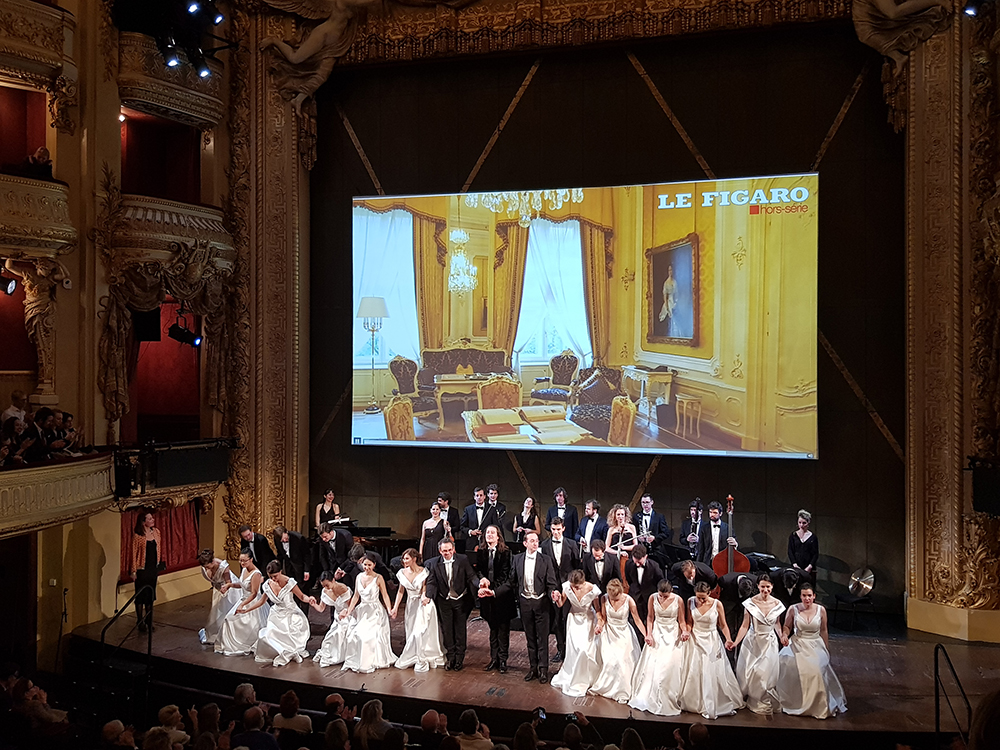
513, 510, 538, 543
135, 539, 158, 604
787, 532, 819, 573
317, 503, 339, 525
421, 520, 446, 563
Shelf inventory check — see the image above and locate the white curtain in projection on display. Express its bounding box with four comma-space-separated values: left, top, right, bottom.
352, 207, 420, 362
512, 218, 594, 367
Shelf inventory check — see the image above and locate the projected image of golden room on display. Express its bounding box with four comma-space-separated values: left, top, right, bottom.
351, 174, 818, 458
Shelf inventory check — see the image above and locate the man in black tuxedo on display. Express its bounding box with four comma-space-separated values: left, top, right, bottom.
634, 494, 672, 563
336, 543, 393, 591
489, 530, 559, 683
623, 544, 663, 629
575, 499, 609, 555
696, 500, 739, 564
582, 539, 619, 590
670, 559, 718, 601
540, 516, 580, 661
461, 487, 500, 552
773, 567, 807, 609
423, 538, 482, 670
239, 525, 276, 570
545, 487, 579, 540
313, 522, 352, 579
486, 484, 508, 539
474, 525, 515, 672
717, 570, 759, 637
273, 525, 312, 613
436, 492, 462, 548
679, 499, 703, 559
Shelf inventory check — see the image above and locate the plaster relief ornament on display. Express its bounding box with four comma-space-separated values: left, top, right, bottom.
853, 0, 952, 73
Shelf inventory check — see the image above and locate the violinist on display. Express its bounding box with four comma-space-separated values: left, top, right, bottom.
696, 500, 738, 564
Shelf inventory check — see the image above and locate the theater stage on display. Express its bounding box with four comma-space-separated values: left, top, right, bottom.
72, 591, 999, 747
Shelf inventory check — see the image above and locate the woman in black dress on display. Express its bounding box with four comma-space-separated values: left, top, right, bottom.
787, 509, 818, 582
130, 510, 162, 631
418, 501, 448, 563
511, 496, 541, 545
314, 489, 341, 532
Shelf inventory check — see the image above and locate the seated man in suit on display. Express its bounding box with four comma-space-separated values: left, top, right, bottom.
634, 493, 672, 565
545, 487, 579, 540
239, 524, 276, 570
696, 500, 738, 564
670, 559, 718, 601
575, 499, 609, 556
582, 539, 619, 590
623, 543, 663, 631
273, 525, 312, 613
540, 516, 580, 661
422, 538, 483, 671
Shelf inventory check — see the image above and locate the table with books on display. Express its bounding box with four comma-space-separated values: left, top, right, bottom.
461, 404, 607, 446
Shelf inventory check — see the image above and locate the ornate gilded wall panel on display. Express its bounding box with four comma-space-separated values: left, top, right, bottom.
117, 32, 225, 128
112, 195, 235, 266
0, 456, 115, 540
0, 174, 77, 257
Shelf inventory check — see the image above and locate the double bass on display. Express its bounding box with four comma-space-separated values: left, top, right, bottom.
711, 494, 750, 598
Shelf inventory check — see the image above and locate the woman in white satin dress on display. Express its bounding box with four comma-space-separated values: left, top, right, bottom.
629, 580, 689, 716
341, 554, 397, 673
311, 571, 354, 667
733, 573, 786, 714
589, 578, 645, 703
777, 583, 847, 718
551, 569, 603, 697
391, 548, 446, 672
198, 549, 243, 646
215, 552, 270, 656
679, 581, 744, 719
239, 560, 315, 666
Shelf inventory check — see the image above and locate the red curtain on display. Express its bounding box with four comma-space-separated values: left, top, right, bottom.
119, 502, 200, 583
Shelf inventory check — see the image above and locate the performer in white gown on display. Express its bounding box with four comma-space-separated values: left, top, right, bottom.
391, 548, 446, 672
341, 554, 397, 673
776, 583, 847, 718
551, 570, 603, 697
215, 552, 270, 656
311, 571, 355, 667
733, 573, 787, 715
679, 581, 744, 719
238, 560, 314, 666
589, 578, 645, 704
629, 580, 689, 717
198, 549, 243, 645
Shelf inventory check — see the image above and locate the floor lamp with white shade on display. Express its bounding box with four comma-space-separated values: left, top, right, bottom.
357, 296, 389, 414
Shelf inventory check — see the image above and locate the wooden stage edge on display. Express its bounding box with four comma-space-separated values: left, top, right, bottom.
72, 591, 1000, 741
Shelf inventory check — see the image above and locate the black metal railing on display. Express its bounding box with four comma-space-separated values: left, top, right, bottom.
99, 585, 155, 719
934, 643, 972, 746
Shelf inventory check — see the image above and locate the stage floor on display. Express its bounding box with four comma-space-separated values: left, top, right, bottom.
73, 591, 1000, 737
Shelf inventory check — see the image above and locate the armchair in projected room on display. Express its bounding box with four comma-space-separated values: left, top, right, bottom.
528, 350, 579, 406
388, 355, 440, 427
476, 374, 522, 410
383, 396, 416, 441
566, 365, 625, 442
608, 395, 638, 448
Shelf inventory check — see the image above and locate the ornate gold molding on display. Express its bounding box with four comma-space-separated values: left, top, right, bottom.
117, 32, 225, 128
0, 173, 77, 257
0, 455, 115, 540
114, 481, 224, 513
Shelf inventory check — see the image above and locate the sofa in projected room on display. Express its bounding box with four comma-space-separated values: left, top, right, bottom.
417, 343, 514, 417
566, 365, 627, 442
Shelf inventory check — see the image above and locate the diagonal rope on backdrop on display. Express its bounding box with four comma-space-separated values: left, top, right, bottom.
811, 59, 871, 171
506, 451, 535, 501
313, 378, 354, 450
462, 60, 542, 193
336, 102, 385, 196
628, 455, 663, 513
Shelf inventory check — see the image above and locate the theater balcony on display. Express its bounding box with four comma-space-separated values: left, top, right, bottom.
0, 455, 115, 540
113, 194, 234, 269
117, 32, 224, 129
0, 173, 77, 256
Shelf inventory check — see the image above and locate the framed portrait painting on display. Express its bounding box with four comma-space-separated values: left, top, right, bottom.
645, 233, 699, 346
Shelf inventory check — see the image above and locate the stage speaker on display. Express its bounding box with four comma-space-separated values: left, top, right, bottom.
972, 465, 1000, 516
133, 307, 162, 341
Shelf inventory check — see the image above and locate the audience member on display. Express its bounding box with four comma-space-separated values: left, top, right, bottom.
231, 706, 279, 750
325, 717, 351, 750
272, 690, 312, 734
511, 723, 537, 750
970, 688, 1000, 750
383, 727, 407, 750
562, 713, 603, 750
1, 391, 26, 424
618, 729, 644, 750
153, 704, 191, 747
354, 699, 392, 750
101, 719, 138, 749
222, 683, 262, 735
140, 727, 172, 750
320, 692, 356, 734
456, 709, 492, 750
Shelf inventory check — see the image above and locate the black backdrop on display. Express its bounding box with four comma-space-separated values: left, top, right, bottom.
309, 21, 906, 612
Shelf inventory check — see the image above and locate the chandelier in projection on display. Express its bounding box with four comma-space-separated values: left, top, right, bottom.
464, 189, 584, 228
447, 228, 478, 296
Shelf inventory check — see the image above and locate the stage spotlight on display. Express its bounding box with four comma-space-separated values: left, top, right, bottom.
188, 48, 211, 78
1, 274, 17, 296
965, 0, 983, 16
168, 322, 201, 347
187, 1, 200, 14
204, 0, 224, 24
163, 34, 181, 67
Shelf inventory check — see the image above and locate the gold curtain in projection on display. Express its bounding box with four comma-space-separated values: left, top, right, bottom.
413, 214, 447, 350
493, 222, 530, 354
580, 220, 614, 366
